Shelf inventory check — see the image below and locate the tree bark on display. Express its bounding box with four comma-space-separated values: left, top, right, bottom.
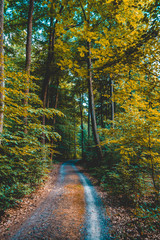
100, 82, 104, 128
24, 0, 34, 134
50, 81, 59, 162
74, 117, 76, 159
42, 17, 54, 109
25, 0, 34, 74
41, 5, 63, 145
80, 94, 84, 160
79, 0, 103, 162
52, 79, 59, 125
42, 4, 63, 109
105, 81, 110, 121
0, 0, 4, 143
42, 16, 55, 145
88, 100, 91, 140
110, 76, 114, 128
87, 41, 103, 163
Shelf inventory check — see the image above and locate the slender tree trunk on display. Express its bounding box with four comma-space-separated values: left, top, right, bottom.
79, 1, 103, 162
80, 94, 84, 160
80, 2, 91, 141
69, 130, 71, 158
88, 101, 91, 140
41, 5, 62, 147
53, 79, 59, 125
24, 0, 34, 134
74, 117, 76, 159
41, 4, 63, 109
25, 0, 34, 74
110, 76, 114, 128
106, 81, 110, 120
100, 82, 104, 128
50, 82, 59, 162
0, 0, 4, 143
42, 16, 55, 145
88, 70, 91, 140
41, 5, 63, 145
42, 17, 54, 108
87, 41, 103, 162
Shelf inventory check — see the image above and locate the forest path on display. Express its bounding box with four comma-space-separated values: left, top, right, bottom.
10, 160, 110, 240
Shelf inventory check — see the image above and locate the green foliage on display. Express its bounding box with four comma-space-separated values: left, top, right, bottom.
1, 1, 159, 236
86, 68, 160, 233
0, 59, 62, 212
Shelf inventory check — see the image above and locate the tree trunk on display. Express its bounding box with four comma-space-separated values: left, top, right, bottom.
41, 5, 63, 145
80, 94, 84, 160
79, 1, 103, 162
52, 79, 59, 125
110, 76, 114, 128
74, 117, 76, 159
50, 81, 59, 162
42, 3, 63, 108
24, 0, 34, 134
42, 16, 55, 145
106, 81, 110, 121
42, 17, 54, 108
87, 41, 103, 163
100, 82, 104, 128
68, 130, 71, 157
25, 0, 34, 74
88, 100, 91, 140
0, 0, 4, 143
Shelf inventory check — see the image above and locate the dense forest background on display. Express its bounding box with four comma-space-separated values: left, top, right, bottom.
0, 0, 159, 236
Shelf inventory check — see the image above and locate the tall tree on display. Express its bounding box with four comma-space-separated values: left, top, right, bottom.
87, 40, 103, 162
41, 3, 63, 145
110, 76, 114, 128
42, 4, 63, 109
41, 15, 55, 145
24, 0, 34, 134
25, 0, 34, 74
0, 0, 4, 143
80, 1, 103, 162
80, 94, 84, 160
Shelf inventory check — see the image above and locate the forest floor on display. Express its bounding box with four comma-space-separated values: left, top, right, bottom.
0, 160, 159, 240
78, 165, 160, 240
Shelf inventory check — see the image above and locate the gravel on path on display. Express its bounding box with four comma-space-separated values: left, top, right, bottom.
1, 160, 111, 240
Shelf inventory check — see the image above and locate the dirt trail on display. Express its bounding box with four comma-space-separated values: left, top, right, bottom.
1, 160, 111, 240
